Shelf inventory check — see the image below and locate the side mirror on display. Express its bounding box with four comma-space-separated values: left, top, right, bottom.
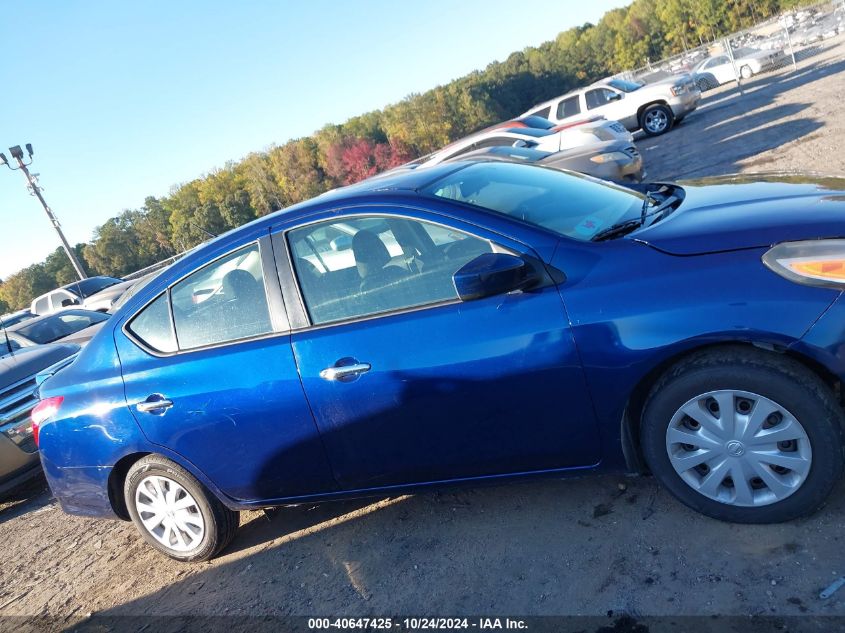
61, 298, 77, 307
452, 252, 542, 302
608, 92, 623, 101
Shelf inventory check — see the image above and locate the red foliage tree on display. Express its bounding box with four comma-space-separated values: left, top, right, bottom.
325, 137, 414, 186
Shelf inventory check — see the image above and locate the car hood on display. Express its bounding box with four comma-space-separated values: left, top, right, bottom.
0, 343, 80, 389
631, 174, 845, 255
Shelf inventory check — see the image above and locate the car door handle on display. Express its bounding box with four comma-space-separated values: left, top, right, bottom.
319, 363, 371, 382
136, 395, 174, 413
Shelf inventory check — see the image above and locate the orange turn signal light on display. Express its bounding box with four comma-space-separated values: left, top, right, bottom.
786, 259, 845, 281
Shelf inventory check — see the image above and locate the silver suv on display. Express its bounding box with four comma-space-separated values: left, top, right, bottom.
524, 76, 701, 137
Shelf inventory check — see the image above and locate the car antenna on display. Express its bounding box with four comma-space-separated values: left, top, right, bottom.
190, 222, 218, 239
2, 321, 13, 358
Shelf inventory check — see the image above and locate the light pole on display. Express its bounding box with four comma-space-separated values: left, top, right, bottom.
0, 144, 87, 280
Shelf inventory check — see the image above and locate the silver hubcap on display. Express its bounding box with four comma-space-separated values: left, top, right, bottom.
135, 475, 205, 552
666, 390, 812, 507
644, 109, 668, 133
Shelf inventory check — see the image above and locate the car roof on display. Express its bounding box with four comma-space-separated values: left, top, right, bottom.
58, 275, 122, 293
447, 146, 552, 163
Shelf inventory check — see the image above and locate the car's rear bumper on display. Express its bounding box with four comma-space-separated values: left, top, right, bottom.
41, 453, 118, 518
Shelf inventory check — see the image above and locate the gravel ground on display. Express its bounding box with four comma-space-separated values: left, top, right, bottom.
3, 38, 845, 632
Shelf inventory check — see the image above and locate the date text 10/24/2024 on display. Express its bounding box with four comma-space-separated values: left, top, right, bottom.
307, 618, 528, 630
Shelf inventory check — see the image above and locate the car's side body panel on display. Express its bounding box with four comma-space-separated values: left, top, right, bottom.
551, 237, 841, 466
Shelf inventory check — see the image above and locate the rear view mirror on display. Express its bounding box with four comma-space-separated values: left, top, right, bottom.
452, 253, 542, 302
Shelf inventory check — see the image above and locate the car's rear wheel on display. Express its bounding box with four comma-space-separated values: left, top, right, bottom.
640, 347, 844, 523
124, 454, 239, 561
640, 104, 673, 136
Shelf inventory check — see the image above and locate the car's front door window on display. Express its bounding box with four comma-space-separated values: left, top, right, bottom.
585, 88, 618, 110
287, 216, 493, 326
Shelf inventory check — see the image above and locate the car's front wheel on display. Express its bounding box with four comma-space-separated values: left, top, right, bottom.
124, 454, 239, 561
641, 347, 844, 523
740, 64, 754, 79
639, 104, 673, 136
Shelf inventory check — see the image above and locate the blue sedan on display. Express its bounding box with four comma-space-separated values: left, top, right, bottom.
33, 161, 845, 560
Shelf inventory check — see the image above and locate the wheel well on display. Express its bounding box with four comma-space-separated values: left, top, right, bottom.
108, 452, 150, 520
636, 100, 670, 122
620, 342, 843, 474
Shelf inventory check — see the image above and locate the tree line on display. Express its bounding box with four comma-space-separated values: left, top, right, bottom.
0, 0, 816, 312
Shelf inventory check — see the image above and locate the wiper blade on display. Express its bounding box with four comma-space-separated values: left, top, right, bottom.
591, 218, 643, 242
593, 193, 680, 242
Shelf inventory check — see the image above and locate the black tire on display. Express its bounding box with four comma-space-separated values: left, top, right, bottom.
740, 65, 753, 80
124, 454, 239, 561
640, 346, 844, 523
697, 77, 716, 92
639, 104, 673, 136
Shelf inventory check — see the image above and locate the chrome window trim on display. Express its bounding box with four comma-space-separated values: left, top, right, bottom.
122, 236, 290, 358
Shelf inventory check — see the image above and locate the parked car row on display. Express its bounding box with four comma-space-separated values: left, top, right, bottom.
0, 343, 79, 495
0, 273, 154, 495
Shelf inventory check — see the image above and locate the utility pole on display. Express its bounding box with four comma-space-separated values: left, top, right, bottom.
0, 144, 87, 280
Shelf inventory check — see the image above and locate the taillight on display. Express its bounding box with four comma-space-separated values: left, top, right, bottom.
30, 396, 64, 447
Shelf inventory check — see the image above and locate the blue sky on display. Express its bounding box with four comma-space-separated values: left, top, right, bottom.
0, 0, 628, 279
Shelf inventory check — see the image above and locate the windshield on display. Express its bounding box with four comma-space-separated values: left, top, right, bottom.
421, 162, 644, 241
607, 78, 642, 92
66, 276, 122, 298
15, 311, 109, 344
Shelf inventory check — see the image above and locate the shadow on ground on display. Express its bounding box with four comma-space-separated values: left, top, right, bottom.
640, 55, 845, 181
66, 472, 845, 622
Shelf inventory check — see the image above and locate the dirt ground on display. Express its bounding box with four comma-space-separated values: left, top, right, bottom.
4, 38, 845, 632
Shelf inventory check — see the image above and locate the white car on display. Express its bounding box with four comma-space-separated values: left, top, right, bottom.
408, 121, 632, 170
692, 48, 786, 85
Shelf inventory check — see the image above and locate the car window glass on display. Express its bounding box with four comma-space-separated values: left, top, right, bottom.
127, 293, 177, 353
474, 137, 517, 150
422, 161, 644, 242
529, 106, 551, 119
585, 88, 615, 110
288, 216, 493, 325
16, 311, 108, 344
169, 243, 272, 349
557, 96, 581, 119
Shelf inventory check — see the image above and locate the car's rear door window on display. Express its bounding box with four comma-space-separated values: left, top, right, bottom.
557, 96, 581, 119
126, 293, 177, 353
170, 244, 272, 349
